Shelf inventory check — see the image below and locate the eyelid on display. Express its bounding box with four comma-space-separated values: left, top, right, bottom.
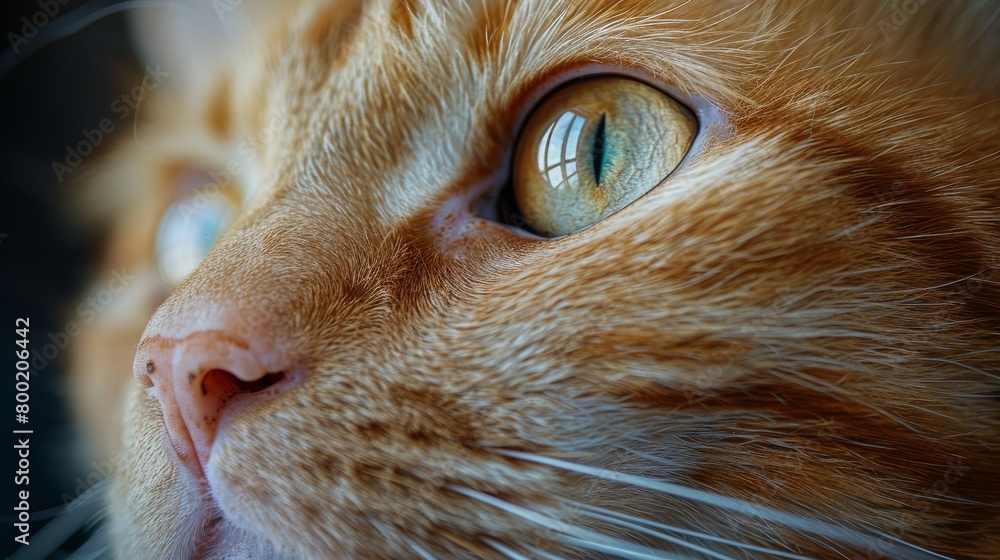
504, 64, 724, 183
475, 65, 723, 236
509, 63, 721, 133
171, 167, 214, 194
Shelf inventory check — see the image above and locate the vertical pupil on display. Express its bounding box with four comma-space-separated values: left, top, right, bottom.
593, 113, 607, 185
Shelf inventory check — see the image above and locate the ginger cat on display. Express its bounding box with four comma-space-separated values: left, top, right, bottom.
71, 0, 1000, 558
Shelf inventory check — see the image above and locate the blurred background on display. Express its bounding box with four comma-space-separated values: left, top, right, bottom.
1, 1, 143, 557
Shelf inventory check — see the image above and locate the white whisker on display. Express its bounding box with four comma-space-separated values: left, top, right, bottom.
8, 481, 109, 560
63, 525, 110, 560
571, 501, 815, 560
484, 538, 531, 560
370, 519, 439, 560
558, 535, 697, 560
400, 535, 439, 560
64, 545, 110, 560
493, 450, 953, 560
448, 485, 698, 560
523, 545, 573, 560
579, 509, 740, 560
83, 505, 112, 533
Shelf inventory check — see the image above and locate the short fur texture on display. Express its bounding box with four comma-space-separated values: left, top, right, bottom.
72, 0, 1000, 558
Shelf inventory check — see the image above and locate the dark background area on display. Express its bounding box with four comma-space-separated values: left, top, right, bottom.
1, 1, 141, 557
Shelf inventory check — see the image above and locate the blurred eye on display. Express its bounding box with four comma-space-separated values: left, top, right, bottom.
508, 77, 697, 237
154, 180, 238, 287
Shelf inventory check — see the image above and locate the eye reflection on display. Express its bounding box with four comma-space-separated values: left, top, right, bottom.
511, 76, 696, 237
537, 110, 586, 190
155, 193, 236, 287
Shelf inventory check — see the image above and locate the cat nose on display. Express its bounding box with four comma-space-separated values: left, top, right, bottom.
133, 327, 298, 476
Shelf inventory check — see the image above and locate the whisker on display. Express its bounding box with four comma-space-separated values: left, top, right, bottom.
559, 535, 698, 560
571, 501, 815, 560
493, 450, 953, 560
0, 0, 181, 78
523, 545, 574, 560
83, 505, 112, 533
578, 509, 740, 560
67, 475, 114, 513
400, 535, 439, 560
7, 485, 107, 560
64, 525, 110, 560
370, 519, 439, 560
448, 485, 699, 560
1, 476, 112, 525
484, 538, 532, 560
64, 545, 111, 560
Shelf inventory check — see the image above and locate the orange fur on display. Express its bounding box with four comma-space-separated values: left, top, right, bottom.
73, 0, 1000, 558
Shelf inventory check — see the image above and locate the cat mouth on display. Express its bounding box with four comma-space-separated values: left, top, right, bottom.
191, 517, 224, 560
179, 435, 280, 559
189, 514, 274, 560
186, 484, 282, 560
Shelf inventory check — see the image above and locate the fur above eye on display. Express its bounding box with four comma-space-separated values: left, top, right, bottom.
507, 77, 697, 237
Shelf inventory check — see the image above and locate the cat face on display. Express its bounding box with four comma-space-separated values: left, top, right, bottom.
73, 0, 1000, 558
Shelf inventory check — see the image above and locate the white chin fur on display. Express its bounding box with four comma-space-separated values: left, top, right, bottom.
190, 517, 282, 560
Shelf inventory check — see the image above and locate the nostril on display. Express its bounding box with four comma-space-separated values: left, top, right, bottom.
136, 360, 156, 388
191, 368, 290, 440
200, 369, 285, 403
134, 327, 299, 476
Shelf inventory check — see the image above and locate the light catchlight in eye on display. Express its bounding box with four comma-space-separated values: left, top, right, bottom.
155, 188, 238, 287
508, 76, 697, 237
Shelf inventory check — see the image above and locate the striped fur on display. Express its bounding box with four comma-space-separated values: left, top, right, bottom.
72, 0, 1000, 557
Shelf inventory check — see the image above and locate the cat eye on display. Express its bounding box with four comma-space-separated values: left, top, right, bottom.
155, 182, 239, 287
508, 77, 697, 237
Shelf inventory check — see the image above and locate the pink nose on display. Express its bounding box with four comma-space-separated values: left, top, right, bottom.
133, 327, 297, 476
